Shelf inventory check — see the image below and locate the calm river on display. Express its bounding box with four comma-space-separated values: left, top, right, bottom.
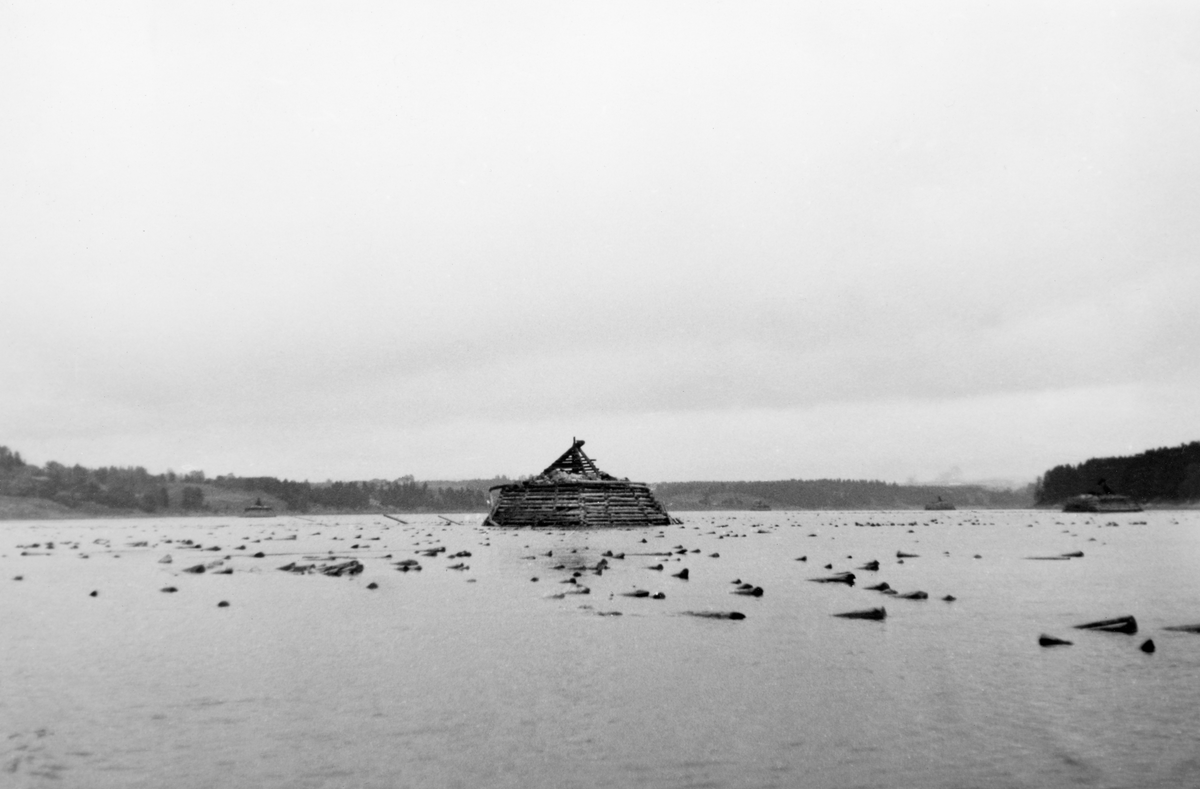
3, 509, 1199, 788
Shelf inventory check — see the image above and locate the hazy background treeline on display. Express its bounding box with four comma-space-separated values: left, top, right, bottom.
654, 479, 1034, 511
222, 475, 495, 513
0, 445, 207, 514
1035, 441, 1200, 505
0, 445, 499, 516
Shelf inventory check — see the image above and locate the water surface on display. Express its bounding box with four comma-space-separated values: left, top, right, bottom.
4, 509, 1199, 788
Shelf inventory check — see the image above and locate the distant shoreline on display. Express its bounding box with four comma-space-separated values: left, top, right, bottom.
3, 495, 1196, 522
0, 496, 481, 522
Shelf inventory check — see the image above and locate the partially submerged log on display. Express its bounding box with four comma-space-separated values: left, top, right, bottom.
1039, 634, 1073, 647
1162, 623, 1200, 633
809, 572, 855, 586
833, 607, 886, 621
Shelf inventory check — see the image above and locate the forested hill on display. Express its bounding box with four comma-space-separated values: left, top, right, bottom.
1036, 441, 1200, 506
0, 446, 491, 517
654, 479, 1033, 510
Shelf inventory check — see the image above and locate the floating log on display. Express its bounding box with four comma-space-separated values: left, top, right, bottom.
1073, 615, 1138, 634
683, 611, 746, 620
279, 559, 364, 577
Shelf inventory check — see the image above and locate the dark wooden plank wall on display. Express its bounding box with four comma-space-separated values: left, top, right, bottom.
488, 482, 673, 528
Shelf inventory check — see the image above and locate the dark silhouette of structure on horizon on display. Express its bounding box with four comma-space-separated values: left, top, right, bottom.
484, 439, 676, 528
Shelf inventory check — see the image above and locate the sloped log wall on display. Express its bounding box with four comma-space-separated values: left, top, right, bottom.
485, 481, 673, 528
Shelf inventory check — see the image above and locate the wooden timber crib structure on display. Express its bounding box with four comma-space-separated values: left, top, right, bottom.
483, 439, 677, 528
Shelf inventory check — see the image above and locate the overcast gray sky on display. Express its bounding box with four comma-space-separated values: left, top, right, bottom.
3, 1, 1198, 485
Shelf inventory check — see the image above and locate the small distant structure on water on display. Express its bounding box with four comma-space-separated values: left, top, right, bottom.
925, 496, 956, 511
484, 439, 677, 528
242, 498, 276, 518
1062, 478, 1142, 513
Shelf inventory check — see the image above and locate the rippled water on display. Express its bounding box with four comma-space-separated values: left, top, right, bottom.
4, 509, 1200, 788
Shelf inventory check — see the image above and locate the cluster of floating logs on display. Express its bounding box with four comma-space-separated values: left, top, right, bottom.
808, 549, 960, 621
1040, 615, 1156, 653
732, 581, 764, 597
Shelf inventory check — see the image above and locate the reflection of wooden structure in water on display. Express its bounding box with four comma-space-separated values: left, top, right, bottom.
484, 439, 676, 528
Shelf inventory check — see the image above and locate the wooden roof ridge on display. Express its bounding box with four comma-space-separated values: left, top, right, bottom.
540, 438, 610, 479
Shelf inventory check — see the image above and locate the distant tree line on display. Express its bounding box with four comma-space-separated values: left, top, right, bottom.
212, 475, 489, 513
0, 446, 205, 512
654, 479, 1034, 510
45, 439, 1199, 516
0, 444, 490, 515
1035, 441, 1200, 505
